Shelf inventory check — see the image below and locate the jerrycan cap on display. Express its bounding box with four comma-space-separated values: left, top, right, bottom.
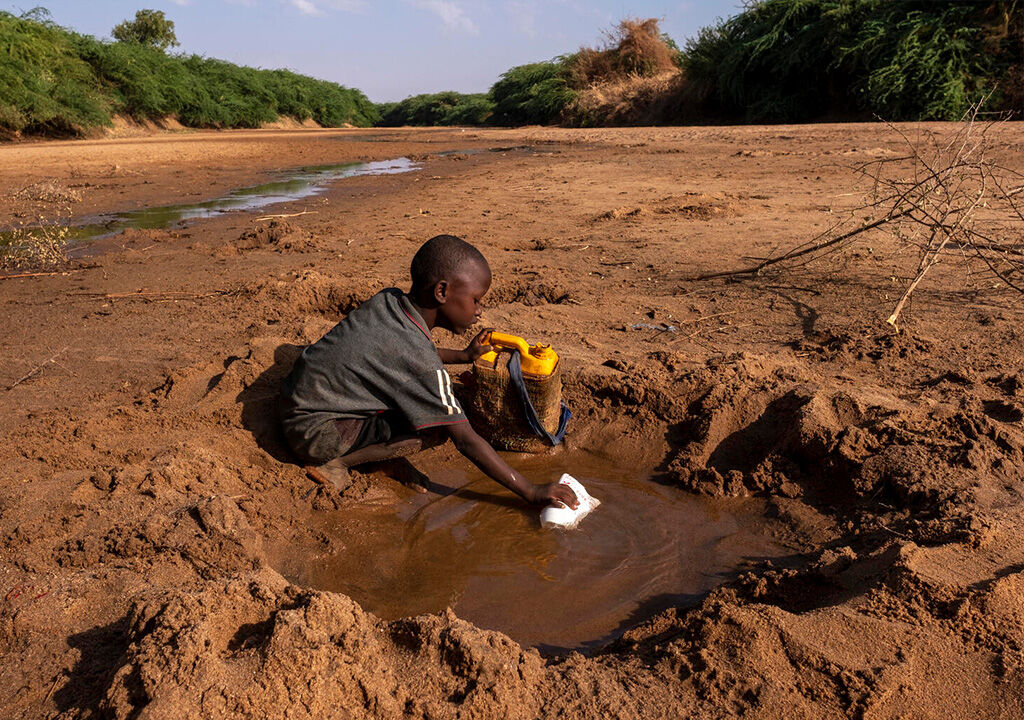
524, 342, 558, 376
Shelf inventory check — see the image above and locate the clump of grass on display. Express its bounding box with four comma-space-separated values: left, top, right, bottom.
2, 175, 80, 270
564, 18, 687, 126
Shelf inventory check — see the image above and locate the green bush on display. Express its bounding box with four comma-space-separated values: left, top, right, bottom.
0, 9, 377, 137
0, 11, 111, 134
683, 0, 1021, 122
488, 61, 577, 126
376, 91, 492, 126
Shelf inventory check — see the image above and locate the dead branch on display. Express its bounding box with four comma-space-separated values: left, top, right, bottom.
689, 99, 1022, 329
688, 210, 912, 281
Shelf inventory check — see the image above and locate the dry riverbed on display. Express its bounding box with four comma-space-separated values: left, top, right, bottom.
2, 124, 1023, 719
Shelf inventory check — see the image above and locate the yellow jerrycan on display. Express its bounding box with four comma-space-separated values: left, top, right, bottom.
469, 331, 570, 453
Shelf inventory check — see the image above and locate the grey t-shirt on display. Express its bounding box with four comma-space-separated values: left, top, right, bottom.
280, 288, 467, 463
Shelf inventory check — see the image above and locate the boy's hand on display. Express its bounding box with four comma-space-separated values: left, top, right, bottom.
462, 328, 495, 363
531, 482, 579, 509
446, 422, 579, 510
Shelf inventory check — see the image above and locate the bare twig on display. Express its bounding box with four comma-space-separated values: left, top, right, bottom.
7, 347, 68, 390
0, 271, 69, 280
73, 290, 227, 301
254, 210, 317, 222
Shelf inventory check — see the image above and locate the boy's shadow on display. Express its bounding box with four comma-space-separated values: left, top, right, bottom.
236, 343, 304, 464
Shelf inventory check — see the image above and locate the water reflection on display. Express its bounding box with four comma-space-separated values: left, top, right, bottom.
277, 450, 785, 651
2, 157, 419, 246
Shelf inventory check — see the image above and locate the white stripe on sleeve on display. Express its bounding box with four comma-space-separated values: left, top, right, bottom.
436, 369, 453, 415
443, 369, 461, 413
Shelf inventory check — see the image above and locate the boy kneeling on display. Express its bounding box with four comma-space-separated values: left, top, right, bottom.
280, 234, 577, 510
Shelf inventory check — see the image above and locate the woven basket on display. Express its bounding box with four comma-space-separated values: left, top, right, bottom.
469, 351, 562, 453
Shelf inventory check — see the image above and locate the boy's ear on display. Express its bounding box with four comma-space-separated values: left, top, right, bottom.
433, 280, 449, 305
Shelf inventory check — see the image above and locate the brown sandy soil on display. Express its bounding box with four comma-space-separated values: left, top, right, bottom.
1, 124, 1023, 719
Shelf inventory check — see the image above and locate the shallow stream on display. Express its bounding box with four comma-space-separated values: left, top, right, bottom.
2, 157, 419, 247
275, 450, 785, 652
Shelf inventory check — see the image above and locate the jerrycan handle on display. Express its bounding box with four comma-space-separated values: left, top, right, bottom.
484, 332, 531, 355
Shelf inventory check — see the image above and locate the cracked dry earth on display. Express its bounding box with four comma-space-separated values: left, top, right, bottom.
2, 123, 1024, 719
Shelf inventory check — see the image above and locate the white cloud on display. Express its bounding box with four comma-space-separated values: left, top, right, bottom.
322, 0, 368, 10
168, 0, 191, 6
291, 0, 323, 14
286, 0, 367, 15
410, 0, 478, 35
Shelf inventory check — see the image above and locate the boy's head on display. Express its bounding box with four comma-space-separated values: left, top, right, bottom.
410, 234, 491, 333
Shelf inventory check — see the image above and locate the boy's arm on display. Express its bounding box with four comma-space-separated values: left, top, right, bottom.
438, 328, 494, 365
447, 422, 578, 508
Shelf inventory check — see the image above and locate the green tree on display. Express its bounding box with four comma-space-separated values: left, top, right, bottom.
111, 9, 179, 52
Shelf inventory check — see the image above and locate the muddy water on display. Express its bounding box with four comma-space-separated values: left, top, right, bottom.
277, 450, 785, 652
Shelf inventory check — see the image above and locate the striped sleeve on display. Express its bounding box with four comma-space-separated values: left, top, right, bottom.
395, 367, 468, 430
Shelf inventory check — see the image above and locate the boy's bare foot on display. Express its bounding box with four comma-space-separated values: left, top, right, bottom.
374, 457, 430, 493
305, 457, 351, 493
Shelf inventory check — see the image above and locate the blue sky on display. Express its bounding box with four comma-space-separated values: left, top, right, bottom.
9, 1, 744, 102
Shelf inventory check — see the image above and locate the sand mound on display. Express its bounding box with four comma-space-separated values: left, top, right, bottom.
594, 194, 735, 223
227, 220, 324, 254
488, 277, 575, 306
629, 352, 1024, 519
237, 270, 380, 323
101, 569, 551, 719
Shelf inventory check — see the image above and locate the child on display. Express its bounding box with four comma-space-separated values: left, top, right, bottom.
280, 234, 578, 511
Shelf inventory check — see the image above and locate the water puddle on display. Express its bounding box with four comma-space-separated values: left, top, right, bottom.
274, 449, 786, 652
2, 157, 419, 246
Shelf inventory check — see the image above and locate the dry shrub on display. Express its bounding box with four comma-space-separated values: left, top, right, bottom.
566, 18, 685, 126
2, 180, 76, 270
614, 18, 678, 76
573, 70, 686, 126
0, 219, 71, 270
572, 19, 679, 86
13, 179, 82, 204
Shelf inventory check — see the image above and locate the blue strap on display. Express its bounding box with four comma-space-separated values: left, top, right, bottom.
507, 350, 571, 445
